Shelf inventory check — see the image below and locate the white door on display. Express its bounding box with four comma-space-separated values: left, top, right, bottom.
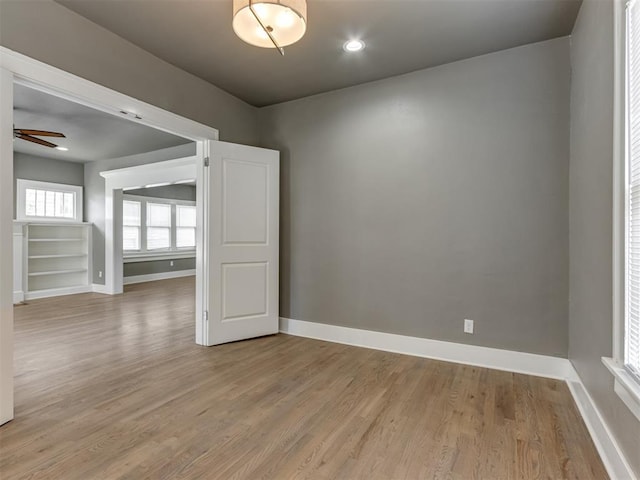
200, 140, 279, 346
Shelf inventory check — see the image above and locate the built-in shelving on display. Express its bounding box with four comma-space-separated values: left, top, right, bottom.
28, 269, 89, 277
28, 254, 87, 259
22, 223, 92, 300
29, 238, 86, 242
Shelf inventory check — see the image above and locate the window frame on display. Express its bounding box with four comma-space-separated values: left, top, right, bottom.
16, 179, 83, 223
122, 199, 142, 252
607, 0, 640, 423
122, 194, 196, 260
145, 201, 173, 251
176, 204, 197, 249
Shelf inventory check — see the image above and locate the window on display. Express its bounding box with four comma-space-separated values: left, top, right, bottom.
176, 205, 196, 248
122, 201, 141, 251
147, 203, 171, 250
627, 0, 640, 382
122, 195, 196, 256
606, 0, 640, 424
16, 179, 83, 223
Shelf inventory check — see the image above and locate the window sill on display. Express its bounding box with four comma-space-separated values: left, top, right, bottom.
15, 219, 87, 225
123, 251, 196, 263
602, 357, 640, 422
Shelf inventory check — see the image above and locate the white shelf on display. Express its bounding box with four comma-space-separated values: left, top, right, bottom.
28, 254, 87, 259
24, 222, 91, 227
29, 238, 85, 242
23, 223, 92, 298
28, 268, 88, 277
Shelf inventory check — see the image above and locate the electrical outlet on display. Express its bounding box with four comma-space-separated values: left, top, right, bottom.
170, 261, 174, 267
464, 319, 474, 334
98, 271, 103, 278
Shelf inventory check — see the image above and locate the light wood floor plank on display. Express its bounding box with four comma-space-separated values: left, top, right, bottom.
0, 277, 608, 479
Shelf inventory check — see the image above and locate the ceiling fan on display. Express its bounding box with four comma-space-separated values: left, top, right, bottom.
13, 127, 66, 148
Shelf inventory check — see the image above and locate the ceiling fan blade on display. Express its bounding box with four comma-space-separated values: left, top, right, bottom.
13, 129, 65, 138
16, 134, 58, 148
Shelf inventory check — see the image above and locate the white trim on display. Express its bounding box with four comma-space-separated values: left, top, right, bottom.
24, 285, 92, 301
13, 223, 24, 306
279, 317, 575, 380
567, 373, 638, 480
101, 157, 198, 295
100, 157, 197, 183
613, 0, 626, 363
91, 283, 111, 295
279, 317, 637, 480
0, 67, 14, 425
123, 269, 196, 285
0, 47, 219, 142
123, 252, 196, 263
603, 356, 640, 422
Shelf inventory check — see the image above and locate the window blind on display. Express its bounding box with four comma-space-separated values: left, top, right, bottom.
176, 205, 197, 248
122, 200, 141, 251
626, 0, 640, 379
147, 203, 171, 250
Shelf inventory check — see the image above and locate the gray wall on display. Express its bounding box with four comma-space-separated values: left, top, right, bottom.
84, 143, 196, 283
0, 0, 259, 146
13, 152, 84, 218
569, 0, 640, 475
260, 37, 570, 357
124, 258, 195, 279
125, 184, 196, 202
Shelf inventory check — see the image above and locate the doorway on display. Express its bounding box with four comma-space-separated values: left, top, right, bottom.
1, 47, 280, 427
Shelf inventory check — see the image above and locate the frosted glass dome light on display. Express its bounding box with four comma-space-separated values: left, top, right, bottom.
233, 0, 307, 53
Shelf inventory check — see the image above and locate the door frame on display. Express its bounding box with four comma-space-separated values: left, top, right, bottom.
100, 156, 199, 296
0, 47, 219, 425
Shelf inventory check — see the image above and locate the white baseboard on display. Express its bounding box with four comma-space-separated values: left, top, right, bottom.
567, 376, 637, 480
280, 317, 574, 380
123, 269, 195, 285
91, 283, 111, 295
279, 317, 636, 480
24, 285, 91, 300
13, 290, 24, 304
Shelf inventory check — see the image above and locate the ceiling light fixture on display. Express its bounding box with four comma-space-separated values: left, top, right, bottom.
232, 0, 307, 56
343, 40, 365, 53
55, 146, 69, 151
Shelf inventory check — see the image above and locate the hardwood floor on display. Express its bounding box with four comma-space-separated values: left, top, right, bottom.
1, 277, 607, 479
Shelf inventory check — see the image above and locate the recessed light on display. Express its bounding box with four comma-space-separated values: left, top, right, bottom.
343, 40, 365, 52
55, 146, 69, 151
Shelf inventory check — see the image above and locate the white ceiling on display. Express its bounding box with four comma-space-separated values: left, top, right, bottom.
13, 84, 192, 163
56, 0, 582, 107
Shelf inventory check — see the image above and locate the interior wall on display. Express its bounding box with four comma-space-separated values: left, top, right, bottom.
124, 258, 195, 279
569, 0, 640, 475
0, 0, 259, 146
260, 37, 570, 357
13, 152, 84, 219
84, 143, 196, 284
125, 184, 196, 202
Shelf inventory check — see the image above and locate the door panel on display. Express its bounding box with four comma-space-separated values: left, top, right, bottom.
204, 141, 279, 345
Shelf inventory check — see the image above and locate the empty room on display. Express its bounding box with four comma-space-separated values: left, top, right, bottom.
0, 0, 639, 479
